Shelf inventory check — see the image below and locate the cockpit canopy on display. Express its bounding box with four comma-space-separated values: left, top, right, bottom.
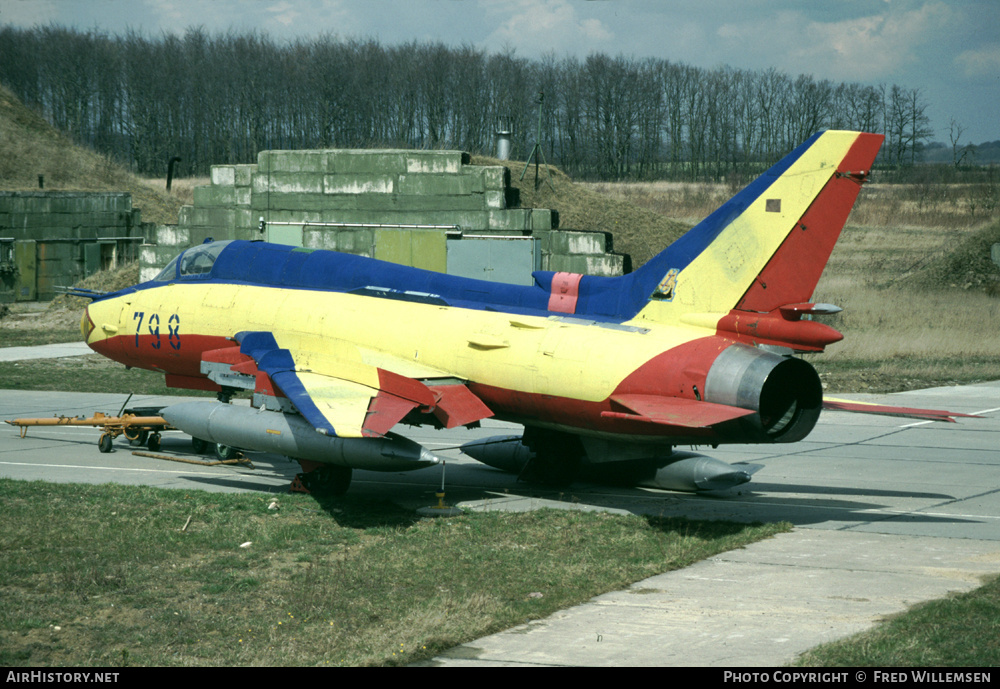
153, 241, 233, 282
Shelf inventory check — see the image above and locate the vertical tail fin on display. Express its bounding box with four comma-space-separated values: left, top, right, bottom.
625, 131, 884, 329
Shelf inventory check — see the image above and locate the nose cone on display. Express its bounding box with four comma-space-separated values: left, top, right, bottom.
81, 298, 123, 362
81, 304, 95, 344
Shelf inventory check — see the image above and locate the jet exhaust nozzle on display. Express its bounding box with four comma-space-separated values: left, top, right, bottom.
705, 344, 823, 443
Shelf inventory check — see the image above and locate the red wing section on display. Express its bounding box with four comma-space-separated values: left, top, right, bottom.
428, 383, 495, 428
822, 398, 980, 423
603, 394, 756, 428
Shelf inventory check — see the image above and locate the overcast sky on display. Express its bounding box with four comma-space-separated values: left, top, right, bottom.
2, 0, 997, 143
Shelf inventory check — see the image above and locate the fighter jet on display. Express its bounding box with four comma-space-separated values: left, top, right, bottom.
79, 130, 968, 495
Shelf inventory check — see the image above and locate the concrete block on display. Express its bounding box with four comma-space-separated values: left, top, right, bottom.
235, 187, 251, 206
211, 166, 236, 187
486, 208, 556, 232
259, 210, 325, 225
36, 242, 75, 262
234, 164, 256, 187
26, 197, 54, 214
327, 150, 409, 175
528, 208, 555, 230
193, 185, 237, 208
546, 253, 625, 277
141, 245, 184, 280
324, 175, 394, 195
302, 229, 334, 251
486, 209, 531, 232
338, 229, 374, 254
404, 151, 468, 174
234, 209, 256, 231
155, 225, 190, 246
183, 207, 236, 229
139, 264, 160, 283
465, 165, 509, 191
258, 150, 331, 174
252, 193, 332, 213
386, 194, 489, 212
253, 172, 326, 195
485, 190, 505, 209
96, 193, 131, 213
545, 231, 607, 255
303, 228, 374, 255
397, 173, 478, 196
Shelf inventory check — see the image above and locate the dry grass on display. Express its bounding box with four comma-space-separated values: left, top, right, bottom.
0, 84, 184, 225
473, 157, 691, 269
582, 180, 731, 227
136, 176, 210, 208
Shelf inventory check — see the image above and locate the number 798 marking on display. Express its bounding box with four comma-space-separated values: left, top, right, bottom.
132, 311, 180, 349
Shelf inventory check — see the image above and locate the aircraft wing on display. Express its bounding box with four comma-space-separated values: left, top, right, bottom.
603, 394, 756, 428
822, 397, 979, 423
225, 331, 493, 438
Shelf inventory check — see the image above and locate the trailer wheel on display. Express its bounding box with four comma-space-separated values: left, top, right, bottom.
98, 433, 113, 453
191, 437, 209, 454
215, 443, 239, 461
147, 433, 161, 452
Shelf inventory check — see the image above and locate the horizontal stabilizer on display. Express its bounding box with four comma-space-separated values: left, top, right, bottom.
823, 397, 980, 423
605, 394, 756, 428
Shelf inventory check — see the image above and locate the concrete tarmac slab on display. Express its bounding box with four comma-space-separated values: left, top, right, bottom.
0, 341, 92, 361
2, 382, 999, 666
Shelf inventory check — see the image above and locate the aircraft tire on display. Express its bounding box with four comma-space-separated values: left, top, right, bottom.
521, 429, 582, 486
98, 433, 113, 453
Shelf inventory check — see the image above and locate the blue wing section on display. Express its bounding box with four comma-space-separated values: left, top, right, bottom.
235, 331, 361, 437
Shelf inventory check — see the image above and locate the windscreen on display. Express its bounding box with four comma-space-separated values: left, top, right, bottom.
153, 241, 233, 281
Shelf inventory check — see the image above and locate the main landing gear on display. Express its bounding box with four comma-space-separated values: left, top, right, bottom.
290, 460, 353, 496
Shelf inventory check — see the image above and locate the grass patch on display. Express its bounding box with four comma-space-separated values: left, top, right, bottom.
0, 85, 184, 225
0, 355, 213, 396
794, 575, 1000, 666
811, 356, 1000, 394
0, 478, 787, 666
0, 327, 82, 348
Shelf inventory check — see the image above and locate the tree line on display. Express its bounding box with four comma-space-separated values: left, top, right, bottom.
0, 25, 935, 180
